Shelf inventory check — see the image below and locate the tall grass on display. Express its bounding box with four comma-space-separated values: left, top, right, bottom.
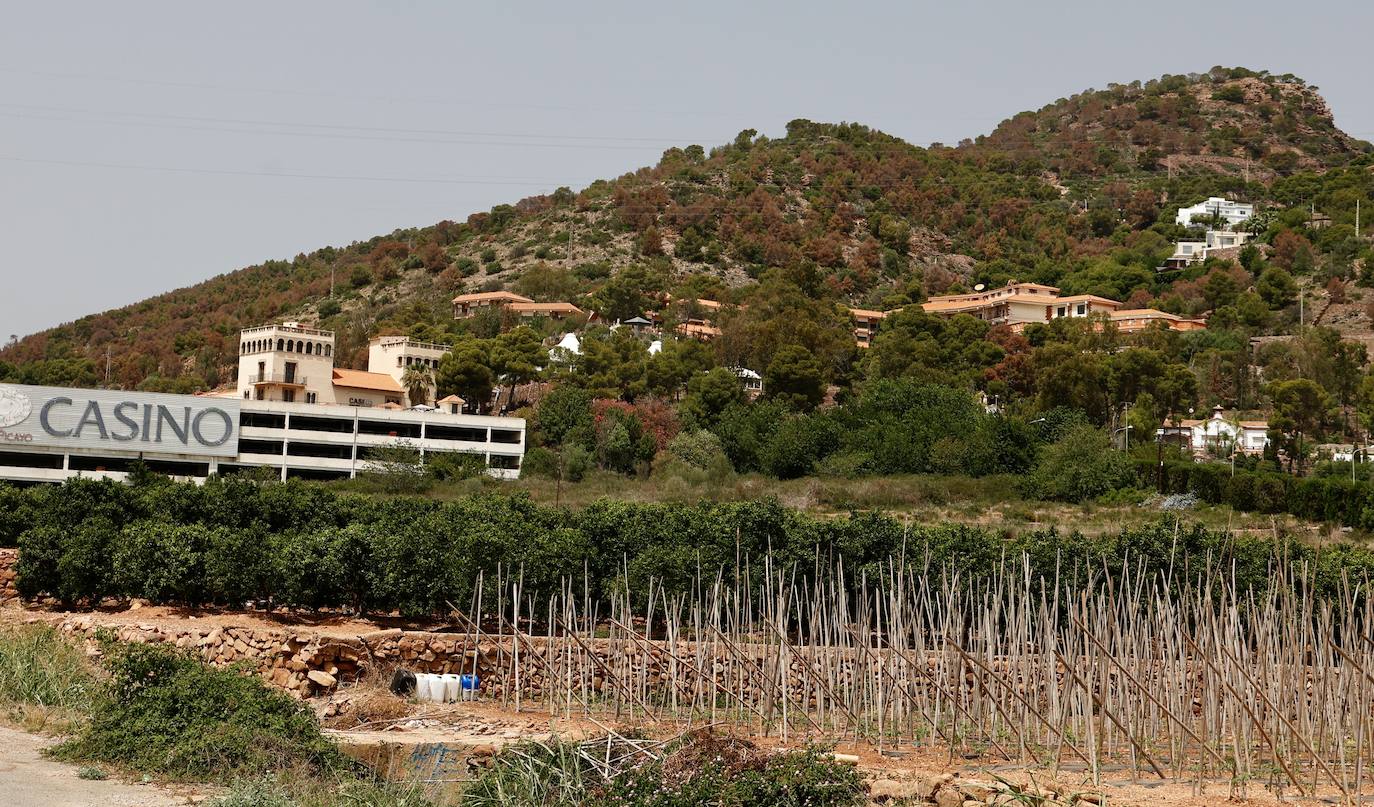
0, 625, 98, 732
207, 775, 437, 807
459, 740, 596, 807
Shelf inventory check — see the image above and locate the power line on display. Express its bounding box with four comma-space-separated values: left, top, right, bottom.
0, 155, 597, 187
0, 101, 718, 144
0, 109, 676, 153
0, 65, 758, 121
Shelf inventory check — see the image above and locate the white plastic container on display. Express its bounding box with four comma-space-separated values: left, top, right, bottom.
416, 673, 440, 702
442, 674, 460, 703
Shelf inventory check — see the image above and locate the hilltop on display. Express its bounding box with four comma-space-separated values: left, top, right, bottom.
978, 67, 1369, 180
1, 66, 1371, 391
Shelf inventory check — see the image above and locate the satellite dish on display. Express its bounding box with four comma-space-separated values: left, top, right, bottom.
974, 283, 986, 291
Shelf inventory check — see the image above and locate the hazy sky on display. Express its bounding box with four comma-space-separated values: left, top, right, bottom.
3, 2, 1371, 340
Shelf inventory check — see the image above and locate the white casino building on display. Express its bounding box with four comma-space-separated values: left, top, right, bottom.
0, 323, 525, 484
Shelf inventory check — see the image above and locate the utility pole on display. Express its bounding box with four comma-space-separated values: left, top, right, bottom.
1357, 198, 1362, 241
330, 265, 335, 298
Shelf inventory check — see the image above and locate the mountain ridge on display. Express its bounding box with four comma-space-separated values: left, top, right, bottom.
2, 66, 1370, 391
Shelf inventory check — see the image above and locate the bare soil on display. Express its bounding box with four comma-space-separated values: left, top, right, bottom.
4, 600, 1349, 806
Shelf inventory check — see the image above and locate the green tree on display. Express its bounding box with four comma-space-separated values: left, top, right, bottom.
575, 329, 649, 400
645, 338, 716, 399
436, 340, 495, 412
590, 264, 660, 322
1202, 270, 1241, 310
681, 368, 747, 427
1035, 344, 1111, 423
1267, 378, 1332, 474
534, 385, 594, 447
764, 345, 825, 411
1257, 266, 1297, 309
490, 326, 545, 411
1023, 425, 1135, 502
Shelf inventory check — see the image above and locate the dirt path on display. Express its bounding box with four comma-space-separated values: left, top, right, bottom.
0, 726, 199, 807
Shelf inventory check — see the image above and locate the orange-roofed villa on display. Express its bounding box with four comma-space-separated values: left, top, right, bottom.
920, 282, 1206, 334
452, 290, 533, 318
849, 307, 888, 347
921, 283, 1118, 329
1109, 309, 1207, 333
508, 301, 584, 321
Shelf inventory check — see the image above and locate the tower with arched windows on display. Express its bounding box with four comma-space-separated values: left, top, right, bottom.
236, 322, 337, 405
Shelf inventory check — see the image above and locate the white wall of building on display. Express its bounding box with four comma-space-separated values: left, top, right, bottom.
0, 387, 525, 484
1175, 197, 1255, 228
237, 323, 337, 405
366, 337, 449, 406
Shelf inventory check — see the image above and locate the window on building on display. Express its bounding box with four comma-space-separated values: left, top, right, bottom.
306, 392, 317, 404
1076, 304, 1086, 316
243, 390, 250, 399
283, 390, 295, 403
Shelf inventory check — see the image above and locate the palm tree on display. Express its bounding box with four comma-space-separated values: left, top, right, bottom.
401, 365, 434, 407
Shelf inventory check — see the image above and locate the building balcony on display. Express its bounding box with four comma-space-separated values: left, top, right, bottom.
248, 373, 307, 387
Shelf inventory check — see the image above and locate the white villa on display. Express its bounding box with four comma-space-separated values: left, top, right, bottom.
1161, 229, 1254, 270
1157, 406, 1269, 458
730, 367, 764, 398
1175, 197, 1255, 228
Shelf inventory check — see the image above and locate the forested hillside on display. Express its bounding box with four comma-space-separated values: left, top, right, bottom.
2, 66, 1371, 400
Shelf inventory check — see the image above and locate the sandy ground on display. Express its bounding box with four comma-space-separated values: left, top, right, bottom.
0, 726, 200, 807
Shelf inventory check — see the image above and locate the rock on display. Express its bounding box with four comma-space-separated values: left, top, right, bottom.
869, 779, 918, 801
934, 788, 965, 807
307, 670, 337, 688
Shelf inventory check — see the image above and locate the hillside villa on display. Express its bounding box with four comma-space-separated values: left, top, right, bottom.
1175, 197, 1254, 228
1157, 406, 1270, 458
918, 282, 1205, 333
1160, 229, 1254, 271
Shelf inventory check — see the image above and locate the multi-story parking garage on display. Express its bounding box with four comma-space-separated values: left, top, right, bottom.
0, 383, 525, 484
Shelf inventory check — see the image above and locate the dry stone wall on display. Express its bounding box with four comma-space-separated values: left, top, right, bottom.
55, 615, 522, 699
0, 549, 18, 602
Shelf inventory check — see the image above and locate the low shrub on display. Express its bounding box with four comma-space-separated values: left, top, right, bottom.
1023, 425, 1135, 502
53, 643, 344, 781
464, 735, 866, 807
